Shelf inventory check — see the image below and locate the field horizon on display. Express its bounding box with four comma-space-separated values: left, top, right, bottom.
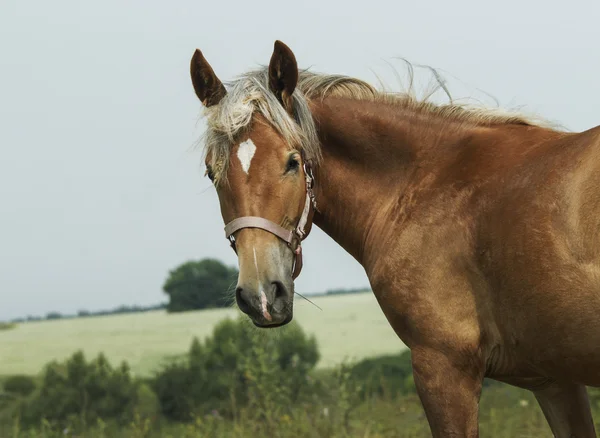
0, 291, 407, 377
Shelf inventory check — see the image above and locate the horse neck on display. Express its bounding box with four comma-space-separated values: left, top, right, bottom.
308, 96, 479, 272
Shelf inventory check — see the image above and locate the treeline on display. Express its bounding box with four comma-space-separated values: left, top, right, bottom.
323, 287, 370, 296
6, 258, 236, 323
8, 303, 167, 324
5, 258, 371, 324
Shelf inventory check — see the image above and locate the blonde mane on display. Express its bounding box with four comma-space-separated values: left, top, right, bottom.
201, 64, 553, 183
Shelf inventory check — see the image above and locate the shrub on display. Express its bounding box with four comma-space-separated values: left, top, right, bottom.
3, 375, 36, 397
348, 350, 415, 400
19, 351, 139, 428
134, 382, 160, 419
153, 316, 320, 422
152, 360, 196, 422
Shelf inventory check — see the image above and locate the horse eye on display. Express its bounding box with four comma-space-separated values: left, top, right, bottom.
286, 156, 300, 172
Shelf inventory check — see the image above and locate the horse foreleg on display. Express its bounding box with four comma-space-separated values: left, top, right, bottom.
533, 381, 596, 438
411, 347, 483, 437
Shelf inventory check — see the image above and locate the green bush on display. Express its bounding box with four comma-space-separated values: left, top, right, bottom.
153, 316, 320, 422
3, 375, 36, 397
152, 359, 196, 422
348, 350, 415, 400
19, 351, 139, 429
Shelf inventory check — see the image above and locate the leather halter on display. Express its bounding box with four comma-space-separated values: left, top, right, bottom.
224, 158, 317, 280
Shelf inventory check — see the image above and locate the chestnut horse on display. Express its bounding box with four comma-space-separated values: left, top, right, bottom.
189, 41, 600, 436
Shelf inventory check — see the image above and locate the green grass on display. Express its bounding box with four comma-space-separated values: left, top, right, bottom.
0, 292, 406, 377
5, 385, 589, 437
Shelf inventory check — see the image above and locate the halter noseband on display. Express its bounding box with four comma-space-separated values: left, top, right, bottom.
223, 158, 317, 280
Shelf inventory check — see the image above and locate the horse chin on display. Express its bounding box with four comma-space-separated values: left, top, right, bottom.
252, 313, 293, 329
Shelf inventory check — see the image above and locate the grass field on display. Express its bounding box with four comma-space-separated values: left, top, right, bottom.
0, 292, 406, 377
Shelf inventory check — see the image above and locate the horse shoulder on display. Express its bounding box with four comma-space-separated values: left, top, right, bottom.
368, 216, 488, 360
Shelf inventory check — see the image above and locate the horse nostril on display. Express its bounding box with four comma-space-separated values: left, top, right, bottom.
272, 281, 287, 300
235, 287, 251, 314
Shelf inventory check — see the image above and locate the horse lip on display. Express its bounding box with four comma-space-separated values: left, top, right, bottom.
252, 313, 293, 329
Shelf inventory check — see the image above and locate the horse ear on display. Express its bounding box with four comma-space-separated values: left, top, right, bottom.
268, 40, 298, 113
190, 49, 226, 107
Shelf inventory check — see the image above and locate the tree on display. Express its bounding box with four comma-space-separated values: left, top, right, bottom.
162, 258, 238, 312
45, 312, 62, 320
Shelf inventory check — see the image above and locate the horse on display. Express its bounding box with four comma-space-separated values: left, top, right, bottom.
188, 40, 600, 437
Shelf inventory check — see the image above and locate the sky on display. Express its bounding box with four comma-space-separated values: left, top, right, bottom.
1, 0, 599, 321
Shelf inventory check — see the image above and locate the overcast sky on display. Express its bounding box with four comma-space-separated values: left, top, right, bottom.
1, 0, 598, 321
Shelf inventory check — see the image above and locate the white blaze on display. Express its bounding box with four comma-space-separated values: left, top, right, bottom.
253, 247, 272, 321
260, 290, 271, 321
253, 248, 260, 287
237, 139, 257, 174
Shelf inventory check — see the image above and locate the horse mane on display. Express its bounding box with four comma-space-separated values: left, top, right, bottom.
201, 63, 555, 184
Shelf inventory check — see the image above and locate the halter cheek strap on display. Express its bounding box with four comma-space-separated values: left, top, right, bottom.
224, 161, 317, 280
